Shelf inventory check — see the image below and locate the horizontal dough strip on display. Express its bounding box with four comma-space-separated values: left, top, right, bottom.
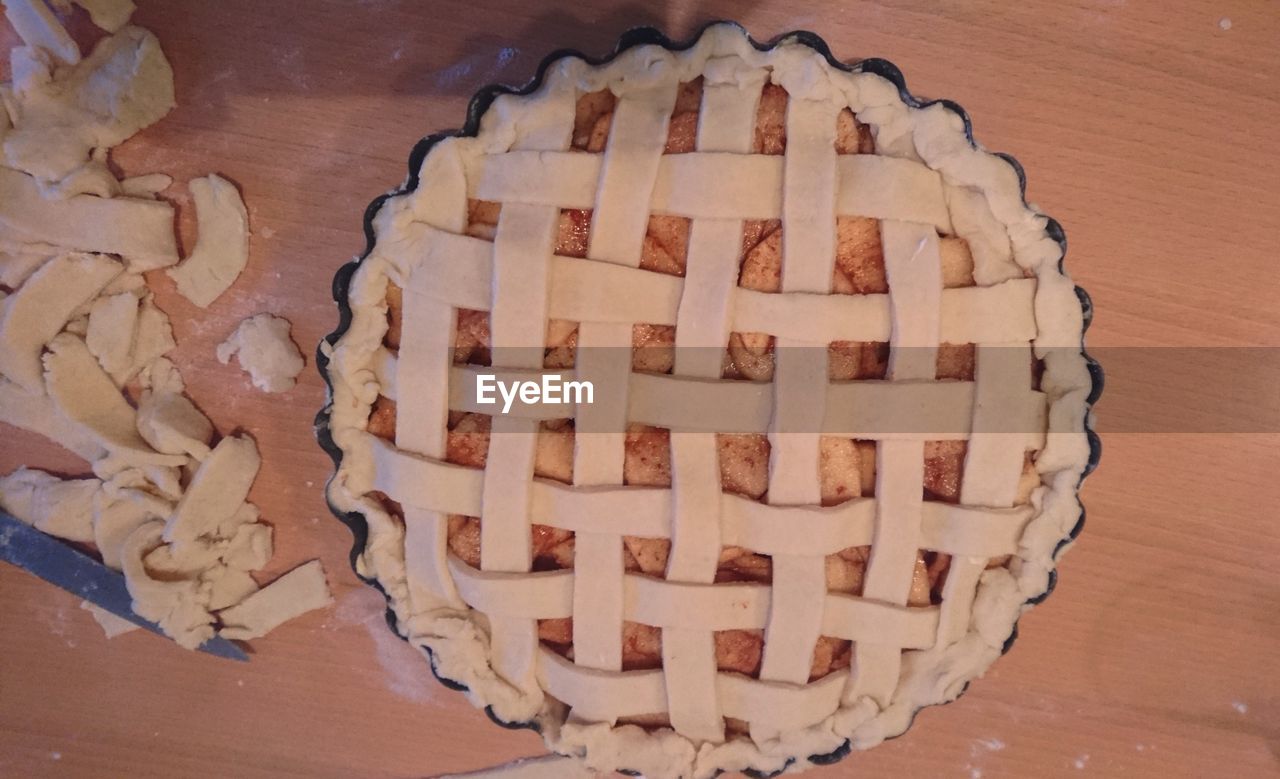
448, 555, 940, 647
538, 646, 850, 731
356, 433, 1033, 559
378, 362, 1047, 443
468, 151, 953, 230
388, 224, 1037, 345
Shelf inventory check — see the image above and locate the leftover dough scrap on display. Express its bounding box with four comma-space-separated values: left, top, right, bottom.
203, 564, 257, 612
216, 313, 304, 393
136, 386, 213, 460
0, 11, 329, 651
42, 331, 185, 467
71, 0, 135, 33
220, 521, 272, 571
118, 171, 170, 198
80, 599, 139, 637
0, 167, 179, 269
121, 293, 175, 379
85, 290, 138, 383
98, 267, 145, 296
93, 483, 171, 568
0, 467, 99, 544
216, 560, 333, 641
5, 26, 174, 183
36, 157, 121, 199
0, 376, 106, 460
165, 174, 250, 308
1, 0, 80, 65
162, 434, 260, 550
0, 250, 119, 392
120, 520, 215, 649
0, 239, 56, 287
137, 354, 183, 393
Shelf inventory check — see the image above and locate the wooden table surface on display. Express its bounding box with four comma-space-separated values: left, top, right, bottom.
2, 1, 1277, 777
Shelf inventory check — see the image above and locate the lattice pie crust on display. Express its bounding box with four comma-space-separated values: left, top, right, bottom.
321, 24, 1093, 779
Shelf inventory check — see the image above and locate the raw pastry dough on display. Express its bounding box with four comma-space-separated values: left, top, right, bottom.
220, 521, 272, 571
1, 0, 80, 64
80, 599, 140, 637
138, 354, 183, 393
165, 174, 250, 307
4, 26, 174, 183
0, 467, 98, 543
0, 251, 119, 392
136, 386, 214, 460
85, 290, 138, 383
36, 157, 121, 199
203, 565, 258, 612
216, 313, 304, 393
0, 8, 334, 652
118, 171, 170, 198
0, 167, 178, 269
216, 560, 333, 640
162, 434, 260, 550
71, 0, 135, 33
42, 332, 185, 467
120, 520, 215, 649
321, 23, 1095, 779
0, 376, 105, 460
121, 293, 175, 379
0, 239, 56, 287
93, 483, 171, 568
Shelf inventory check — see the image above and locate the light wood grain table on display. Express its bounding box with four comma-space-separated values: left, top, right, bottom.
1, 2, 1277, 777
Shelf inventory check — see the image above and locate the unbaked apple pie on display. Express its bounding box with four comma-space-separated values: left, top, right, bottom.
321, 22, 1096, 779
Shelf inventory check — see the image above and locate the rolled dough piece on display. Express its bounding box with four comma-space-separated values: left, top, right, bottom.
120, 520, 214, 649
80, 599, 141, 637
72, 0, 134, 32
136, 388, 213, 460
121, 295, 176, 380
216, 313, 304, 393
42, 332, 185, 467
0, 168, 179, 269
138, 355, 183, 393
162, 434, 260, 549
1, 0, 80, 64
0, 251, 120, 392
119, 172, 170, 198
216, 559, 332, 641
63, 313, 88, 336
0, 467, 99, 543
0, 377, 106, 460
93, 485, 171, 569
0, 240, 56, 287
148, 499, 265, 574
89, 460, 181, 504
221, 521, 272, 571
0, 467, 56, 521
85, 291, 139, 383
4, 26, 174, 183
99, 270, 145, 297
37, 159, 121, 199
166, 174, 250, 307
145, 536, 220, 575
203, 565, 258, 612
